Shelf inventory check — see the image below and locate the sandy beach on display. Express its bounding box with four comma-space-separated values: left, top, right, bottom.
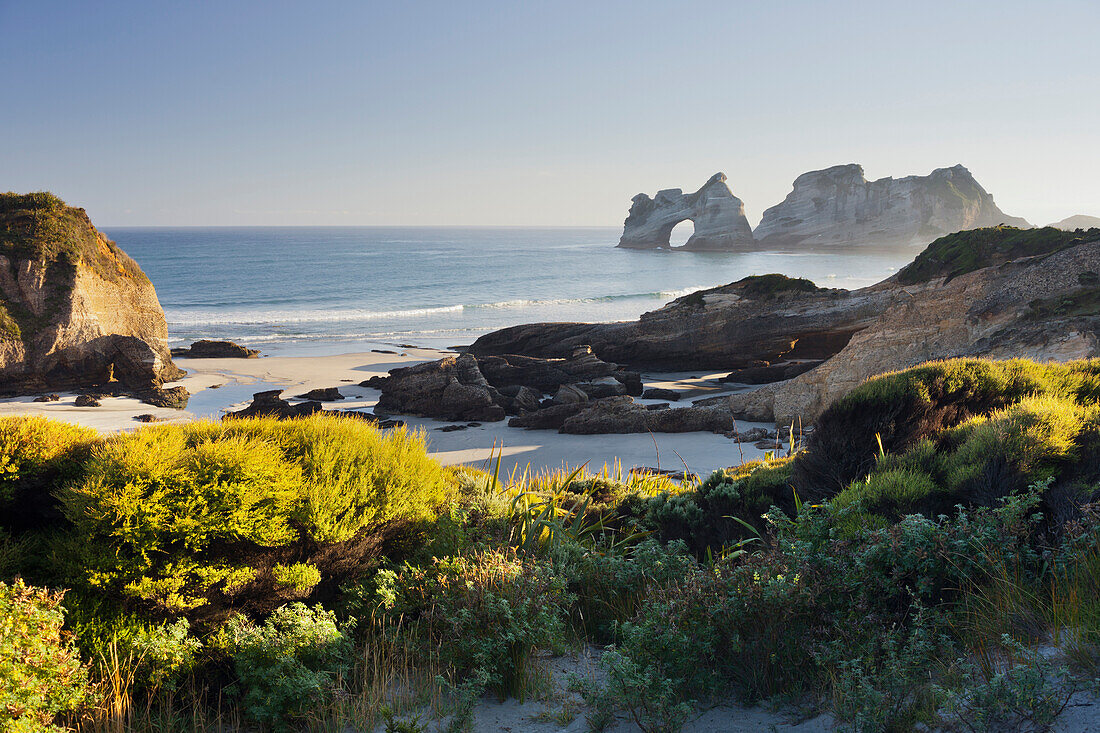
0, 348, 776, 478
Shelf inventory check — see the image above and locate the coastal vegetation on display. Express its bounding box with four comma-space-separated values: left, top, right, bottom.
896, 225, 1100, 285
2, 358, 1099, 731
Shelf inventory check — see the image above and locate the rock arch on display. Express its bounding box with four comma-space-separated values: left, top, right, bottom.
616, 173, 754, 251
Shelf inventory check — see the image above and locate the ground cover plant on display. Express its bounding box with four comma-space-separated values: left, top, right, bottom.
1, 358, 1099, 731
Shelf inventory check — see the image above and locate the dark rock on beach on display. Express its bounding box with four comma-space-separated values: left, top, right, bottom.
371, 346, 642, 423
140, 385, 190, 409
225, 390, 323, 420
74, 394, 101, 407
295, 387, 344, 401
171, 339, 259, 359
32, 394, 60, 403
641, 387, 680, 401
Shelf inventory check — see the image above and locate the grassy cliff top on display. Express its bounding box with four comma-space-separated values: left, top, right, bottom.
897, 225, 1100, 285
0, 192, 146, 281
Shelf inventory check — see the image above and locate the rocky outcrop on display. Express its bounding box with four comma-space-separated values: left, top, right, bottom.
171, 339, 259, 358
370, 347, 643, 423
226, 390, 323, 419
753, 164, 1030, 248
0, 192, 184, 400
617, 173, 754, 251
469, 273, 877, 370
476, 346, 641, 394
473, 227, 1100, 425
374, 354, 505, 422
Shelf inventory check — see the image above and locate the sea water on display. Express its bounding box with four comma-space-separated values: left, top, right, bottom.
108, 227, 919, 356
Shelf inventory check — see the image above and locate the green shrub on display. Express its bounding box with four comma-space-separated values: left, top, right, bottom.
793, 358, 1100, 510
221, 603, 352, 730
58, 415, 450, 621
126, 618, 202, 691
0, 580, 88, 732
628, 460, 794, 556
377, 548, 571, 699
551, 538, 696, 642
589, 485, 1052, 713
0, 416, 98, 529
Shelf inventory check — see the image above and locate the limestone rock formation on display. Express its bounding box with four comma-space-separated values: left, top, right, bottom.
472, 226, 1100, 426
617, 173, 754, 251
0, 192, 184, 398
1050, 215, 1100, 231
753, 164, 1030, 248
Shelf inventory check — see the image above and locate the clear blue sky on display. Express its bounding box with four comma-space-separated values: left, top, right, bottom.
2, 1, 1097, 226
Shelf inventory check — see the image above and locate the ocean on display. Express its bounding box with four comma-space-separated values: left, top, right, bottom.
107, 227, 920, 357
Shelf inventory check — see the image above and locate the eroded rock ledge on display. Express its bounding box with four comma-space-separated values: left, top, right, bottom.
472, 227, 1100, 426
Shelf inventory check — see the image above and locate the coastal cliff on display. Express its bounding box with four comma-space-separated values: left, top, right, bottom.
753, 164, 1030, 247
472, 226, 1100, 424
0, 192, 184, 397
617, 172, 754, 251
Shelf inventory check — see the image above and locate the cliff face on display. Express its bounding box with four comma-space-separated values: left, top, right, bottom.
617, 173, 755, 251
0, 192, 183, 395
753, 164, 1030, 247
471, 227, 1100, 425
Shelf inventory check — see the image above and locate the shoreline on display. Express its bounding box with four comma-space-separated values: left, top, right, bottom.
0, 348, 775, 478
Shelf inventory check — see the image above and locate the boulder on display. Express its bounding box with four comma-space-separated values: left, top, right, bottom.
641, 387, 680, 401
74, 394, 100, 407
140, 385, 190, 409
617, 173, 754, 251
32, 394, 59, 402
552, 384, 589, 405
171, 339, 259, 359
753, 164, 1030, 248
296, 387, 343, 401
134, 414, 162, 423
0, 193, 184, 396
359, 375, 389, 389
497, 385, 542, 413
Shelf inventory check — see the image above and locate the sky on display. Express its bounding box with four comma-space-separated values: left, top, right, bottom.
2, 1, 1098, 227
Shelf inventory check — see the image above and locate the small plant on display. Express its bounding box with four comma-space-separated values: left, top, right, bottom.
221, 603, 353, 729
377, 549, 571, 700
0, 579, 87, 732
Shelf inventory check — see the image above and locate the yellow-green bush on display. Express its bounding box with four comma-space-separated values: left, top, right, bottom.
0, 580, 87, 732
0, 416, 98, 525
800, 360, 1100, 525
59, 415, 451, 620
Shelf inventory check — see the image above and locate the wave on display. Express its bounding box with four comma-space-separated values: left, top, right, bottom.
165, 286, 710, 328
